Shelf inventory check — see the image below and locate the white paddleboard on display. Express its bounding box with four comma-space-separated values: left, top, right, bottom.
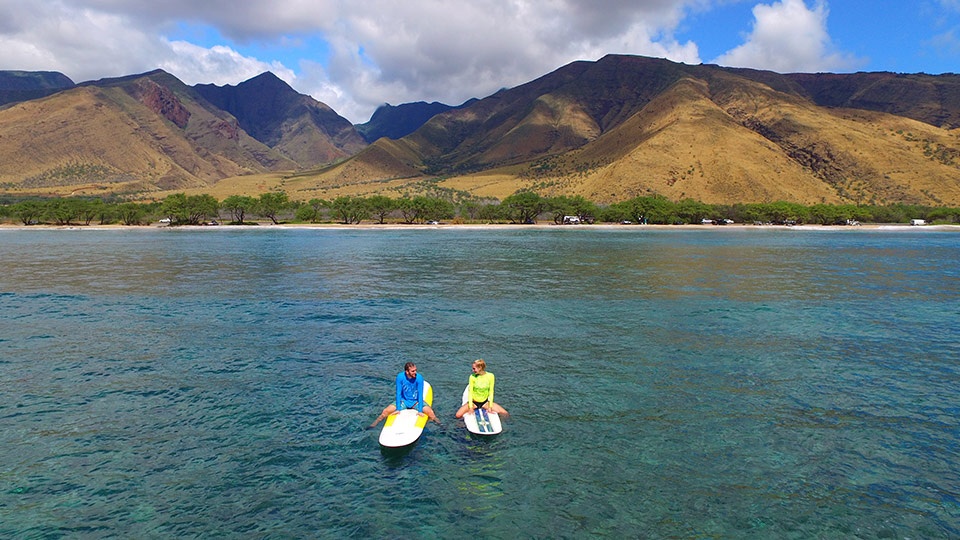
379, 381, 433, 448
461, 386, 502, 435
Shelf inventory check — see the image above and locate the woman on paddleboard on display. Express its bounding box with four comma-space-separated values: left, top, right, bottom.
371, 362, 440, 427
455, 359, 508, 418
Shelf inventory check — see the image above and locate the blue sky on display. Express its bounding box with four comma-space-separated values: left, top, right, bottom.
2, 1, 959, 122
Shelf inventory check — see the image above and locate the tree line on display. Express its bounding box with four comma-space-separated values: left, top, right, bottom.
1, 191, 958, 226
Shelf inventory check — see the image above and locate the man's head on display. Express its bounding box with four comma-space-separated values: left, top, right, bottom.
404, 362, 417, 378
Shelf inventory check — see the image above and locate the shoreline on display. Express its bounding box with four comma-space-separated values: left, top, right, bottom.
1, 222, 959, 232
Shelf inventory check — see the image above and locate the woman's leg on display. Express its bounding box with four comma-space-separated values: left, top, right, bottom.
489, 402, 508, 417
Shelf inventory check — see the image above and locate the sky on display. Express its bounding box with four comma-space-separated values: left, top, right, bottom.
1, 0, 959, 123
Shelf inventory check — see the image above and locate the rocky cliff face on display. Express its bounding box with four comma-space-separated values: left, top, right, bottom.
128, 79, 190, 129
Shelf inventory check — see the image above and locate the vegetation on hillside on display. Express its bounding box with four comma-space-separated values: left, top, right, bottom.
6, 56, 960, 207
2, 191, 958, 227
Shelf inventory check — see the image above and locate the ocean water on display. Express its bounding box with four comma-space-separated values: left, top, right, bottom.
1, 226, 958, 538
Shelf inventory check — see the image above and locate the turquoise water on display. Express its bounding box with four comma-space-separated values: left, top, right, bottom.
1, 227, 958, 538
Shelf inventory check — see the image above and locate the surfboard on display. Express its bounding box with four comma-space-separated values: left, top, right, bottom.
461, 386, 503, 435
379, 381, 433, 448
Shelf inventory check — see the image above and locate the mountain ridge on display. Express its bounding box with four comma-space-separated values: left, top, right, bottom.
0, 70, 75, 108
356, 100, 470, 143
194, 72, 366, 167
300, 55, 960, 205
2, 55, 960, 205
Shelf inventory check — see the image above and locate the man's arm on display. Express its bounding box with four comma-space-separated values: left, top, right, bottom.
395, 372, 404, 410
415, 375, 425, 413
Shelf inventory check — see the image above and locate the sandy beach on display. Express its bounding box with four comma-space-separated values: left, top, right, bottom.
1, 222, 959, 232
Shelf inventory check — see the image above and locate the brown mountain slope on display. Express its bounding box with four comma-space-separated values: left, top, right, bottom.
0, 70, 297, 196
556, 77, 842, 203
4, 56, 960, 205
0, 85, 235, 194
401, 56, 688, 173
787, 71, 960, 129
278, 137, 424, 197
291, 55, 960, 205
195, 72, 366, 167
84, 70, 298, 172
519, 75, 960, 205
711, 72, 960, 205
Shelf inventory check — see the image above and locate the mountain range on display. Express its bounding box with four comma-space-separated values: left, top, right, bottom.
2, 54, 959, 205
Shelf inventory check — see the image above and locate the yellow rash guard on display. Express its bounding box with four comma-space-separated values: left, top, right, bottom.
468, 372, 495, 404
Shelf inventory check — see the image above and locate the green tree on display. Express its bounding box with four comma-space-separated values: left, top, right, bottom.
928, 206, 960, 224
808, 203, 839, 225
421, 197, 455, 222
501, 191, 545, 224
397, 197, 417, 223
116, 202, 147, 225
546, 195, 575, 224
366, 195, 395, 224
477, 202, 503, 222
11, 200, 44, 225
330, 196, 370, 224
599, 203, 629, 223
307, 198, 329, 223
222, 195, 257, 224
547, 195, 597, 224
76, 199, 105, 225
675, 198, 712, 224
618, 195, 674, 224
160, 193, 189, 224
295, 204, 317, 223
396, 196, 430, 224
732, 203, 766, 224
764, 201, 808, 224
569, 195, 598, 223
46, 198, 80, 225
185, 194, 219, 225
459, 200, 482, 221
257, 192, 290, 224
95, 199, 116, 225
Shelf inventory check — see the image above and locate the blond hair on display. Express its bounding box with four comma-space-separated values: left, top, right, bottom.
472, 359, 486, 371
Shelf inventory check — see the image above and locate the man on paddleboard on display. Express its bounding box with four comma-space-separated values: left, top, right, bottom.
371, 362, 440, 427
455, 359, 509, 419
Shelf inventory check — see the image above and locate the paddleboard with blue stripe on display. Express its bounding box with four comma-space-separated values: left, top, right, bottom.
461, 386, 502, 435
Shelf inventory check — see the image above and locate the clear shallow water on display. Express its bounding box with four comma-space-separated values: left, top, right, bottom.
1, 227, 958, 538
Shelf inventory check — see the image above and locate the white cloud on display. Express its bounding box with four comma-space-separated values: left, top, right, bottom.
0, 2, 165, 81
162, 41, 296, 87
927, 28, 960, 58
300, 0, 705, 120
0, 1, 712, 122
712, 0, 861, 73
0, 0, 863, 122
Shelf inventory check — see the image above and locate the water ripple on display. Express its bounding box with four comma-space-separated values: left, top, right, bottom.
1, 228, 958, 537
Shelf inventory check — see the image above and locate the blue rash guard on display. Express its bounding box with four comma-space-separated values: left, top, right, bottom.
395, 372, 425, 413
